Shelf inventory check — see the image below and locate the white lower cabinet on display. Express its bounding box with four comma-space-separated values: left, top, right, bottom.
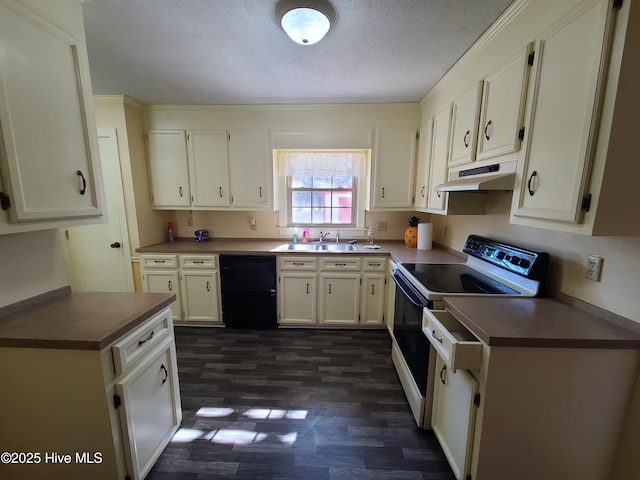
319, 273, 361, 326
279, 272, 317, 325
116, 334, 181, 480
0, 306, 181, 480
141, 254, 222, 325
277, 255, 387, 327
431, 354, 479, 480
423, 307, 640, 480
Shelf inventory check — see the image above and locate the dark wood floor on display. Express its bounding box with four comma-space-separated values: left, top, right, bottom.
147, 327, 455, 480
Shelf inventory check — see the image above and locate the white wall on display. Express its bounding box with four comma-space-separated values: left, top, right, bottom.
0, 230, 68, 308
430, 192, 640, 323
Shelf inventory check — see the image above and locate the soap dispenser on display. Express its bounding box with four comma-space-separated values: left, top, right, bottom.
292, 227, 299, 244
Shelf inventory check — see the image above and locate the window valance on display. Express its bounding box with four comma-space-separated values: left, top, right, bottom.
278, 150, 367, 177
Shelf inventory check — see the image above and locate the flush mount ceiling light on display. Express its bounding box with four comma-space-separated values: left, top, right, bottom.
276, 0, 336, 45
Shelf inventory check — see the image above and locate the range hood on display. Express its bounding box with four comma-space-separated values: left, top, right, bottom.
435, 161, 517, 192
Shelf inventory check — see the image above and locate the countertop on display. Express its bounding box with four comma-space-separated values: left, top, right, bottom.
136, 238, 466, 265
443, 296, 640, 349
0, 290, 176, 350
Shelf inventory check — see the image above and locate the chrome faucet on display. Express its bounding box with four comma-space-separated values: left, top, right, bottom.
319, 231, 331, 243
335, 233, 340, 243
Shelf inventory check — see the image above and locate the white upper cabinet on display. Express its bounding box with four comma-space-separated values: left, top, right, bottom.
449, 82, 483, 168
475, 45, 532, 162
414, 119, 434, 211
228, 130, 272, 209
513, 0, 613, 224
370, 129, 417, 210
187, 130, 230, 208
427, 105, 452, 213
147, 130, 191, 208
0, 0, 104, 227
147, 129, 273, 210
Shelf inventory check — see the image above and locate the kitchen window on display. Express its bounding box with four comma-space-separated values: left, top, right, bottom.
277, 149, 368, 229
287, 174, 356, 226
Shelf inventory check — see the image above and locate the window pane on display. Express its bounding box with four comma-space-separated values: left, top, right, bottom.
292, 207, 312, 224
311, 191, 329, 208
311, 208, 331, 224
313, 176, 332, 188
333, 175, 353, 188
332, 208, 352, 224
291, 175, 312, 188
292, 191, 311, 207
332, 191, 352, 208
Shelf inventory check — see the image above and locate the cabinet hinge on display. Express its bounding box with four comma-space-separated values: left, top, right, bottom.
0, 192, 11, 210
187, 133, 190, 141
360, 278, 362, 285
113, 394, 122, 409
581, 194, 592, 212
228, 133, 231, 141
518, 127, 526, 141
473, 393, 481, 407
416, 131, 420, 140
527, 51, 535, 66
613, 0, 623, 10
465, 475, 472, 480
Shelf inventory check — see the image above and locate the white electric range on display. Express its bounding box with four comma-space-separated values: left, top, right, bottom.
391, 235, 549, 427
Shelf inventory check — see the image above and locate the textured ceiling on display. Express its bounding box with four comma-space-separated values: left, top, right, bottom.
82, 0, 514, 105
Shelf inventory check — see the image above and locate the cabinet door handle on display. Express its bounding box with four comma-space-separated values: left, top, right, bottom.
334, 263, 347, 267
431, 329, 443, 344
137, 330, 154, 346
371, 284, 375, 295
328, 283, 332, 294
259, 186, 263, 198
306, 283, 309, 294
154, 260, 166, 263
439, 365, 446, 385
110, 242, 121, 248
293, 262, 305, 266
168, 280, 173, 291
436, 191, 441, 198
193, 260, 205, 264
463, 130, 470, 148
484, 120, 493, 140
381, 187, 385, 198
527, 170, 538, 196
206, 281, 210, 292
160, 364, 169, 385
76, 170, 87, 195
219, 187, 223, 197
179, 186, 184, 197
421, 186, 425, 198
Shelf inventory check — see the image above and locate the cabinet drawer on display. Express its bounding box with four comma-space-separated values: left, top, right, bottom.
320, 257, 362, 271
112, 308, 173, 376
141, 254, 178, 269
280, 256, 318, 270
363, 257, 386, 271
180, 255, 217, 269
423, 310, 482, 372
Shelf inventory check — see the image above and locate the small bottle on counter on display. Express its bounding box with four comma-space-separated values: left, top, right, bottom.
292, 227, 299, 244
367, 227, 374, 245
301, 229, 309, 243
167, 222, 175, 242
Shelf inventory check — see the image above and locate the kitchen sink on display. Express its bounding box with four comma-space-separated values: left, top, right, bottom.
284, 244, 318, 251
319, 243, 358, 251
272, 243, 358, 252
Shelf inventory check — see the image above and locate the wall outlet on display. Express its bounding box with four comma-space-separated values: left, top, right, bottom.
249, 217, 257, 230
585, 255, 603, 282
377, 221, 387, 231
186, 214, 193, 227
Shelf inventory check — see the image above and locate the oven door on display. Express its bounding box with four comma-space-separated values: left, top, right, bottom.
393, 271, 432, 393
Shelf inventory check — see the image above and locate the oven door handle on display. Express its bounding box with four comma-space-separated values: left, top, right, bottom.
393, 273, 429, 309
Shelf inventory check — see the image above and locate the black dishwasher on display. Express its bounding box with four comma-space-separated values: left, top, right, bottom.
219, 255, 277, 329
